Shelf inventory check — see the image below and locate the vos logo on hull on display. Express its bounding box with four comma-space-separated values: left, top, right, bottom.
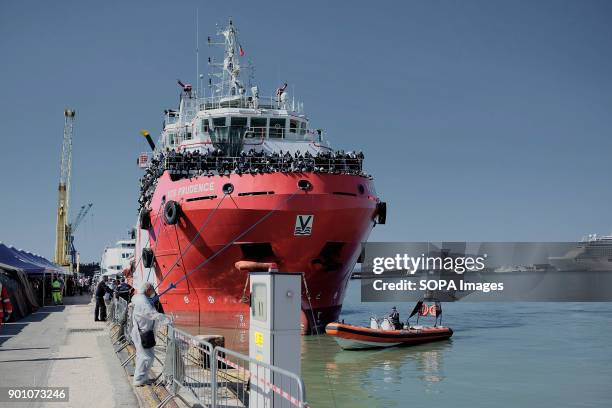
294, 215, 314, 236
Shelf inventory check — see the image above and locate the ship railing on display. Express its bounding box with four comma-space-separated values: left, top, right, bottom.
162, 154, 364, 175
198, 95, 294, 112
110, 301, 308, 407
216, 125, 322, 142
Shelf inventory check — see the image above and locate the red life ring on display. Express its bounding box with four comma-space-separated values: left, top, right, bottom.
429, 305, 437, 316
420, 304, 429, 316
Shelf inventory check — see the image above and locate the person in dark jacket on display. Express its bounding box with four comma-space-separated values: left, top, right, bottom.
94, 276, 112, 321
116, 278, 132, 303
389, 306, 401, 329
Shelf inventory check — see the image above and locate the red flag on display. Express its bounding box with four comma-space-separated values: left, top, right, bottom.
239, 45, 245, 56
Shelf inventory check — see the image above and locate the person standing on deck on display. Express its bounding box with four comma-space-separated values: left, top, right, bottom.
130, 282, 170, 386
389, 306, 401, 329
0, 281, 14, 327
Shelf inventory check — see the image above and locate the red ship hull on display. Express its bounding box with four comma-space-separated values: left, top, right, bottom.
134, 171, 379, 333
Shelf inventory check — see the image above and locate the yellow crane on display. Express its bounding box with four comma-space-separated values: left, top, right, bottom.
54, 109, 75, 268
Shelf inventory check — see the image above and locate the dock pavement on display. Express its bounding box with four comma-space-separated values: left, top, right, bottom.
0, 294, 139, 408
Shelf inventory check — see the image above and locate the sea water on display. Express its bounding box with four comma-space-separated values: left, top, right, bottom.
301, 280, 612, 408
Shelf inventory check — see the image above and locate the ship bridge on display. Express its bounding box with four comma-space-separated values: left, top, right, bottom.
156, 20, 330, 156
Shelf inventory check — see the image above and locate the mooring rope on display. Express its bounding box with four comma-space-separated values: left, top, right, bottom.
156, 189, 301, 298
153, 193, 227, 291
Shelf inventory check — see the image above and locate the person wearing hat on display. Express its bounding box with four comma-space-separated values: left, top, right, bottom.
389, 306, 401, 329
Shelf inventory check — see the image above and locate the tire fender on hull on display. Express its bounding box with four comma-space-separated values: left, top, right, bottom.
163, 200, 181, 225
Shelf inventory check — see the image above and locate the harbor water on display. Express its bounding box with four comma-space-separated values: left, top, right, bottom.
302, 281, 612, 408
178, 280, 612, 408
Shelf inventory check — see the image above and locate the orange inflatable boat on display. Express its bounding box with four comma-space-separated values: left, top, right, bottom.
325, 322, 453, 350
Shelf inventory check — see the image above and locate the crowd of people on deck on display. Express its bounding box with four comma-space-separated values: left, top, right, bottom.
138, 148, 367, 211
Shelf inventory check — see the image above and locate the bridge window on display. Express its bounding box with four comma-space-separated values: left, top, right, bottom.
269, 118, 286, 138
290, 119, 299, 133
200, 119, 210, 133
249, 117, 267, 138
230, 117, 247, 127
212, 117, 226, 128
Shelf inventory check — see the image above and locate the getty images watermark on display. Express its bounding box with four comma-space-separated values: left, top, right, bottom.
359, 242, 612, 302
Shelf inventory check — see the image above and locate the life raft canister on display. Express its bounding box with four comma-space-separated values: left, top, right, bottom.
142, 248, 155, 268
140, 209, 151, 230
163, 200, 181, 225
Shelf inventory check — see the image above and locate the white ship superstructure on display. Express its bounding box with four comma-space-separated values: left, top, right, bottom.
100, 238, 135, 276
549, 234, 612, 271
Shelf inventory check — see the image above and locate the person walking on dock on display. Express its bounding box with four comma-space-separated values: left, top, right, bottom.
0, 281, 14, 327
95, 276, 112, 321
131, 282, 170, 386
51, 276, 63, 305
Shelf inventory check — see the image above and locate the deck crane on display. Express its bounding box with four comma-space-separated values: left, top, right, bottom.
54, 109, 75, 269
68, 203, 93, 267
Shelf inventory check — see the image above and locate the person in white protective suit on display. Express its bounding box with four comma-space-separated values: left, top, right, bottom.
130, 282, 171, 386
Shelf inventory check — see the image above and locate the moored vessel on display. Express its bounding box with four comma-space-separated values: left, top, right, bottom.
133, 20, 386, 334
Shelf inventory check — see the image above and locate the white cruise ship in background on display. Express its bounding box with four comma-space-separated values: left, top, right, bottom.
549, 234, 612, 271
100, 234, 135, 277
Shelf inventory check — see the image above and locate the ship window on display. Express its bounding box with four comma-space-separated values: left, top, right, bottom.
249, 118, 267, 138
289, 119, 299, 133
269, 118, 286, 138
200, 119, 209, 133
185, 132, 192, 140
212, 117, 226, 128
167, 133, 176, 145
230, 117, 247, 127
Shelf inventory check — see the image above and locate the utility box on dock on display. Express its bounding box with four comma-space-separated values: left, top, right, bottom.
249, 272, 302, 406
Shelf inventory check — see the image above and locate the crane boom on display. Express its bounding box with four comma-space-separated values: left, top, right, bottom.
54, 109, 75, 267
71, 203, 92, 233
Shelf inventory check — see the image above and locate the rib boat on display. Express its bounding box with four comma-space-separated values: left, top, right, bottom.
325, 322, 453, 350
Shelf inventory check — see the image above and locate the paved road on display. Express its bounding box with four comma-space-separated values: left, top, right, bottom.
0, 294, 138, 407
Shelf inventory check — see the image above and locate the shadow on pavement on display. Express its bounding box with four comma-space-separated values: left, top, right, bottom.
0, 356, 92, 363
0, 346, 50, 352
0, 294, 92, 346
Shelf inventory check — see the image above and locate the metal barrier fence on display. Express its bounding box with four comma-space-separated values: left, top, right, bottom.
107, 297, 307, 408
214, 346, 306, 408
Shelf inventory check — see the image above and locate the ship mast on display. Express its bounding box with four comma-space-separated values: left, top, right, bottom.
208, 19, 245, 98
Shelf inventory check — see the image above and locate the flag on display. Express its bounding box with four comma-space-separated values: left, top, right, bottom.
239, 44, 245, 56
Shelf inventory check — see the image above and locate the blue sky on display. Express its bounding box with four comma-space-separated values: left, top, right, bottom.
1, 0, 611, 262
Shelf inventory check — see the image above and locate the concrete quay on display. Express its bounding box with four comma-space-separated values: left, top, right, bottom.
0, 295, 138, 408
